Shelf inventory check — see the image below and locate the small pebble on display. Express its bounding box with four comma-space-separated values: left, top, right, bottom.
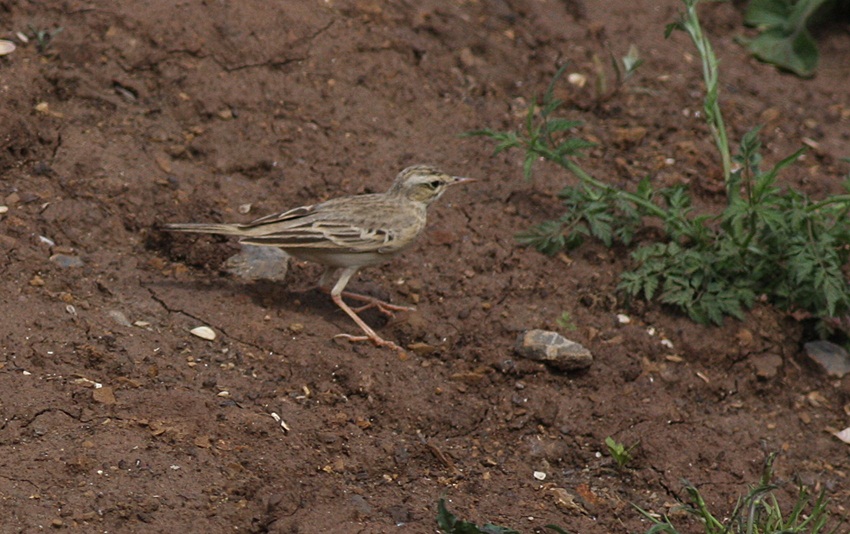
190, 326, 216, 341
50, 254, 84, 268
92, 386, 116, 405
751, 353, 783, 380
533, 471, 547, 481
567, 73, 586, 87
617, 314, 631, 324
0, 205, 8, 214
108, 310, 133, 327
515, 330, 593, 371
834, 427, 850, 445
0, 40, 15, 56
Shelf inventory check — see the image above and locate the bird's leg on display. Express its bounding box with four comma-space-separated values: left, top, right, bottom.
288, 267, 338, 294
317, 267, 338, 291
316, 267, 413, 317
329, 267, 405, 353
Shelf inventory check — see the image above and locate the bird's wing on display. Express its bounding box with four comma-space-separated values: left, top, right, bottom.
245, 205, 316, 225
238, 203, 401, 253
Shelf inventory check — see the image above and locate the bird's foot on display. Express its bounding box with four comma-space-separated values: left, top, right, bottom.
341, 291, 415, 317
334, 332, 406, 354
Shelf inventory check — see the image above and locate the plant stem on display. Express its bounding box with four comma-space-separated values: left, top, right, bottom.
680, 0, 732, 190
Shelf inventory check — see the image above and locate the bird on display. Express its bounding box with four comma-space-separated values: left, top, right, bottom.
164, 165, 475, 353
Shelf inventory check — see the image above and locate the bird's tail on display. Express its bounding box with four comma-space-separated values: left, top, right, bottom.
163, 222, 248, 236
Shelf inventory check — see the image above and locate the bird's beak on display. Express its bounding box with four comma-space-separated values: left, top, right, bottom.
450, 176, 477, 185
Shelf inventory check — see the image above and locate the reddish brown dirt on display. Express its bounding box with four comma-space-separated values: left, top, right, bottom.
2, 1, 849, 532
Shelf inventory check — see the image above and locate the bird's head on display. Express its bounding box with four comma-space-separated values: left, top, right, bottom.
389, 165, 475, 205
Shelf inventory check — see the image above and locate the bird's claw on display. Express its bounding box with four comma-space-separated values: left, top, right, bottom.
333, 332, 406, 354
342, 291, 415, 317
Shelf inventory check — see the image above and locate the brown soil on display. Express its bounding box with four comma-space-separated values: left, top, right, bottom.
2, 1, 849, 532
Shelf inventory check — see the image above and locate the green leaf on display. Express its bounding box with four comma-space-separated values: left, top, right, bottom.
437, 498, 459, 532
544, 118, 583, 134
436, 499, 521, 534
622, 44, 644, 75
742, 0, 831, 77
522, 152, 537, 180
744, 26, 819, 77
745, 0, 795, 28
543, 63, 570, 109
554, 137, 596, 156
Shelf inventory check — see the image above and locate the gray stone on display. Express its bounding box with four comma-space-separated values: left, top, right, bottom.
515, 329, 593, 371
224, 244, 289, 281
804, 340, 850, 378
49, 254, 84, 268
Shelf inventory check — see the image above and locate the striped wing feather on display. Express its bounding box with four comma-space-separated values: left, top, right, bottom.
237, 202, 400, 253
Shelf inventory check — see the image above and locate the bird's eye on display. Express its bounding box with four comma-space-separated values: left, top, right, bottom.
428, 180, 441, 189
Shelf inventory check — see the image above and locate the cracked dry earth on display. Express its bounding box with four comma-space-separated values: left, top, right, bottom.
2, 0, 850, 532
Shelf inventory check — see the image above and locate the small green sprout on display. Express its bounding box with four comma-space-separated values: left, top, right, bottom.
27, 25, 63, 55
605, 436, 638, 469
556, 311, 577, 331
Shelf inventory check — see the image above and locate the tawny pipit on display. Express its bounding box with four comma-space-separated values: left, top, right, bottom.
165, 165, 474, 353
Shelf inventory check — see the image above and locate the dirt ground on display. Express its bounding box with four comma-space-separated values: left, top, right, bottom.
2, 0, 850, 532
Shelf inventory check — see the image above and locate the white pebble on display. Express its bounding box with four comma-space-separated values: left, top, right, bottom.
533, 471, 546, 481
617, 314, 631, 324
0, 40, 15, 56
108, 310, 132, 327
190, 326, 216, 340
567, 73, 586, 87
834, 427, 850, 444
0, 206, 8, 214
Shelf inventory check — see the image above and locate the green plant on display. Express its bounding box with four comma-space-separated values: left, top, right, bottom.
469, 0, 850, 334
436, 499, 570, 534
637, 453, 842, 534
27, 24, 63, 55
741, 0, 834, 77
605, 436, 638, 469
556, 311, 577, 331
591, 44, 644, 106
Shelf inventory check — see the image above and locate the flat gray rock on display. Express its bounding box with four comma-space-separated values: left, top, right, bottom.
50, 254, 84, 268
224, 244, 290, 281
804, 340, 850, 378
515, 329, 593, 371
